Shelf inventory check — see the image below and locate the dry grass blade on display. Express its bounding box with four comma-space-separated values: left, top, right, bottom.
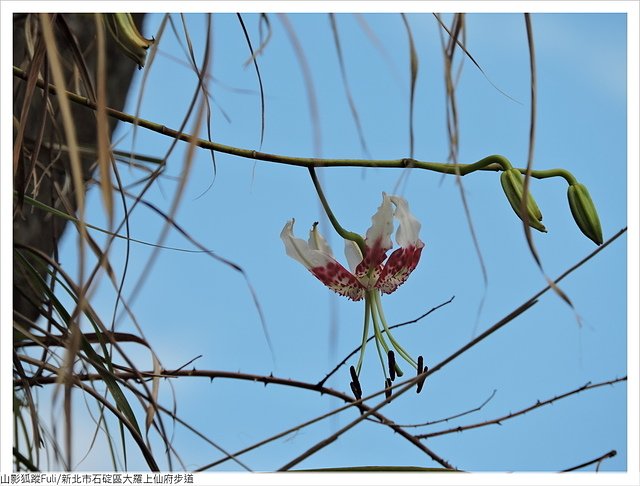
145, 355, 162, 435
401, 13, 418, 158
14, 246, 166, 469
38, 13, 88, 468
19, 354, 160, 471
435, 13, 489, 335
329, 14, 371, 158
237, 13, 266, 149
432, 13, 519, 103
94, 14, 114, 229
354, 14, 403, 86
12, 33, 46, 206
436, 13, 464, 162
126, 13, 165, 169
13, 350, 43, 452
278, 13, 322, 156
249, 13, 273, 63
55, 15, 97, 102
102, 17, 212, 460
180, 13, 217, 181
521, 13, 575, 313
121, 14, 213, 312
14, 250, 143, 435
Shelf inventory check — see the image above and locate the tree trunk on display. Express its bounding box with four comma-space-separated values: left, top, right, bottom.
13, 13, 146, 329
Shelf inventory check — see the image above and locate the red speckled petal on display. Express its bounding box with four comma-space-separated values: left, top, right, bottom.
311, 261, 366, 301
377, 243, 424, 294
282, 219, 365, 300
354, 238, 387, 288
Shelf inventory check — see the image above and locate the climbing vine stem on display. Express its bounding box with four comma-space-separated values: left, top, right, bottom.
14, 65, 581, 188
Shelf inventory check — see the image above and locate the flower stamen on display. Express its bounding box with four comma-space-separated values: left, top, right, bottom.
373, 291, 417, 369
384, 378, 393, 399
416, 355, 427, 394
355, 299, 371, 375
387, 350, 396, 382
349, 365, 363, 400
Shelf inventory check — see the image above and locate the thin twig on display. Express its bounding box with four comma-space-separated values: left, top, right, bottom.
561, 449, 617, 472
391, 389, 497, 429
417, 377, 626, 440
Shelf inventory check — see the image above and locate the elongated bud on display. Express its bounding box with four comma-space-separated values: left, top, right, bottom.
567, 183, 603, 245
104, 13, 154, 68
500, 169, 547, 233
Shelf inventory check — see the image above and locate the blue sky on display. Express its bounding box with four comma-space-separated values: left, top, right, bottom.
4, 4, 638, 480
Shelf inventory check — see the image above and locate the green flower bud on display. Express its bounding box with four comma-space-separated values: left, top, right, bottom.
567, 183, 603, 245
500, 169, 547, 233
104, 14, 154, 69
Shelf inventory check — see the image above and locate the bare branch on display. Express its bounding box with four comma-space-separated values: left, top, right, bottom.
391, 389, 497, 429
417, 377, 627, 440
15, 366, 453, 471
561, 450, 617, 472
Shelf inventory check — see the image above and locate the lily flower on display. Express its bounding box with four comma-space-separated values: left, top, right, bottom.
281, 193, 426, 396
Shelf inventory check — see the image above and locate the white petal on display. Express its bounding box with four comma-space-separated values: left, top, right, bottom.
308, 222, 333, 255
344, 239, 364, 273
389, 195, 422, 247
281, 219, 334, 269
281, 220, 365, 301
363, 193, 394, 252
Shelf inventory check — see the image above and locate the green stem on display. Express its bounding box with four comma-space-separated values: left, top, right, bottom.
371, 307, 389, 380
369, 290, 403, 378
369, 292, 392, 377
373, 291, 417, 369
308, 167, 366, 253
515, 167, 578, 185
14, 65, 579, 187
355, 297, 372, 375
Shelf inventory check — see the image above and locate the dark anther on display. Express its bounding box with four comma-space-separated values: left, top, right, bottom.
384, 378, 392, 399
387, 350, 396, 381
349, 365, 359, 383
350, 381, 362, 401
349, 366, 362, 399
416, 356, 427, 394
